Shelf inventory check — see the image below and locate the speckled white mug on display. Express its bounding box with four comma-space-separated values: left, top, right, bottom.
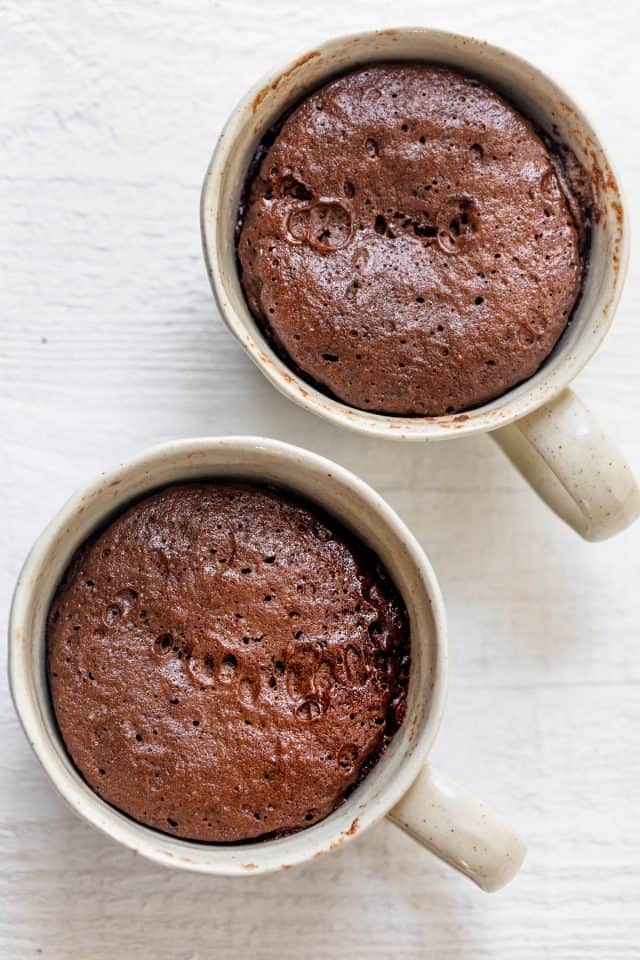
201, 28, 639, 541
9, 437, 525, 890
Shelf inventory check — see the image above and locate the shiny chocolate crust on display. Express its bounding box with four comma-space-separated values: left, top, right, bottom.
47, 483, 410, 842
237, 64, 592, 416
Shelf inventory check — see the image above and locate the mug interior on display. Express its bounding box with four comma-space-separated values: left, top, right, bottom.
202, 27, 628, 441
9, 437, 446, 874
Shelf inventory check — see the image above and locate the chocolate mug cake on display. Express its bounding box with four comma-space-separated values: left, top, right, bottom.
237, 64, 592, 416
47, 482, 410, 842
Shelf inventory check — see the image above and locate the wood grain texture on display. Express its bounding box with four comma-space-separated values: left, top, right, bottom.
1, 0, 639, 957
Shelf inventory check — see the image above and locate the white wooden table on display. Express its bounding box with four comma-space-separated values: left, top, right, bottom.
2, 2, 639, 957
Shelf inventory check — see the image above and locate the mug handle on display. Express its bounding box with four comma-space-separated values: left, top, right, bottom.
387, 764, 526, 892
491, 388, 640, 541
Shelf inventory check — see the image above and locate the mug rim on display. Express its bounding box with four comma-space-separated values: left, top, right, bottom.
201, 26, 629, 442
9, 435, 448, 875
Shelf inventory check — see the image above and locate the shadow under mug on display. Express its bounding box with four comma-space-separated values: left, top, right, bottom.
9, 437, 525, 890
201, 27, 639, 542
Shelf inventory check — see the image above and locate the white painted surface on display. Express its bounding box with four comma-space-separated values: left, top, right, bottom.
1, 1, 638, 957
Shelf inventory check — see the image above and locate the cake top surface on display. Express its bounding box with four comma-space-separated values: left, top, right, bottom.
238, 63, 589, 416
48, 482, 410, 842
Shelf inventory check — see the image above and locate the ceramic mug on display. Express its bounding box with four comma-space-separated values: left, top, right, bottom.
9, 436, 525, 890
201, 27, 639, 542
